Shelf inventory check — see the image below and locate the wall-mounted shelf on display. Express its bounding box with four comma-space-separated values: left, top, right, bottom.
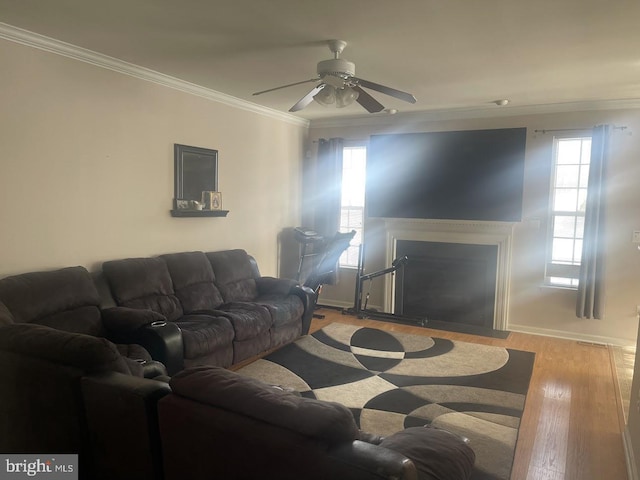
170, 209, 229, 218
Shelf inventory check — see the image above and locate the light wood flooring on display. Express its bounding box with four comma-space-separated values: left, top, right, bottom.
308, 308, 629, 480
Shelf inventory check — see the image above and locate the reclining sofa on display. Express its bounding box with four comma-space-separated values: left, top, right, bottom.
0, 265, 172, 479
158, 366, 476, 480
0, 323, 170, 480
101, 249, 313, 373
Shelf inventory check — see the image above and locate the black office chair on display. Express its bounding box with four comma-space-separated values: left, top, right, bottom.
302, 230, 356, 318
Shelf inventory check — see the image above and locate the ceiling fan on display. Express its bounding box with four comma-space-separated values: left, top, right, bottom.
252, 39, 417, 113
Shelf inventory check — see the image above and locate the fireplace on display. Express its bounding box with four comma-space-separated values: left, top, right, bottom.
382, 218, 514, 330
394, 241, 497, 328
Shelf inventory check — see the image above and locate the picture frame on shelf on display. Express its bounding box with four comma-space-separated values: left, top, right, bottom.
202, 191, 223, 210
175, 199, 190, 210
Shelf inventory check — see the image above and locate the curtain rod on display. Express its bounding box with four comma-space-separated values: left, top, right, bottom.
312, 138, 369, 143
534, 125, 628, 134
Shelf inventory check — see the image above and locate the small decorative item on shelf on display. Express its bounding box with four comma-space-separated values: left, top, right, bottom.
202, 191, 223, 210
175, 199, 203, 210
176, 199, 190, 210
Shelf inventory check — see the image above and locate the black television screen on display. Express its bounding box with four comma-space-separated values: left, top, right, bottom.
366, 128, 527, 222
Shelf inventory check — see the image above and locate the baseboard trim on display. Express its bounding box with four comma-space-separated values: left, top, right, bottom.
508, 323, 636, 347
624, 426, 639, 480
318, 300, 384, 312
322, 306, 636, 346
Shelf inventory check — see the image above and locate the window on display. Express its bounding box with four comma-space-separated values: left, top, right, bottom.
339, 145, 366, 267
545, 136, 592, 287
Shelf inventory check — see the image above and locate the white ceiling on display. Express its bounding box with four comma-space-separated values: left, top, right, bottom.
1, 0, 639, 121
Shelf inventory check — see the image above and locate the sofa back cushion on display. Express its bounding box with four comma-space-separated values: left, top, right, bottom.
169, 366, 359, 446
0, 323, 136, 375
0, 266, 104, 336
206, 250, 258, 302
102, 257, 183, 322
160, 252, 224, 313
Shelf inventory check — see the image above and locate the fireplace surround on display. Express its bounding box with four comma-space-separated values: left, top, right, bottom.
394, 240, 498, 328
382, 218, 515, 330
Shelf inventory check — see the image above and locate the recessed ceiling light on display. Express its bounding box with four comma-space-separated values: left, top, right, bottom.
493, 99, 510, 106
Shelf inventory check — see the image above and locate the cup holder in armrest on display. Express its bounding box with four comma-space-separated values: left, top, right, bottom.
150, 321, 168, 327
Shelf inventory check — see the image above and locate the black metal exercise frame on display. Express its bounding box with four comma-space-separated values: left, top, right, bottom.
343, 244, 427, 326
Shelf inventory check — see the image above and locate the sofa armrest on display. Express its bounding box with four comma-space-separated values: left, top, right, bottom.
327, 440, 418, 480
102, 308, 184, 376
81, 372, 171, 480
133, 322, 184, 376
254, 278, 314, 335
290, 285, 316, 335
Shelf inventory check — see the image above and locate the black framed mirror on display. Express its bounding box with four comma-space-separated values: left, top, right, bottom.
172, 144, 228, 217
174, 144, 218, 203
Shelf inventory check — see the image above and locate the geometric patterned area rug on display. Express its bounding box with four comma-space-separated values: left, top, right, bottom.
236, 323, 535, 480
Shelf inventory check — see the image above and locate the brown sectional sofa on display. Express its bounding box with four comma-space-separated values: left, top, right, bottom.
0, 251, 476, 480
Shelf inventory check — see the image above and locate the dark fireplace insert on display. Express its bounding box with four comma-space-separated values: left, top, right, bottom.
394, 240, 498, 328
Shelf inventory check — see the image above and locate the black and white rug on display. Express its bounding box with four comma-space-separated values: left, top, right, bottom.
237, 323, 535, 480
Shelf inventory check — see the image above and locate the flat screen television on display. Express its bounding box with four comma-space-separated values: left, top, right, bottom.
366, 128, 527, 222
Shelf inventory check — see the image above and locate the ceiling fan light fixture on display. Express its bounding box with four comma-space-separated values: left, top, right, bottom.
255, 40, 416, 114
335, 86, 359, 108
313, 84, 336, 106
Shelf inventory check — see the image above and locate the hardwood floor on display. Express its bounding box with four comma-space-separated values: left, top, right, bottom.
309, 308, 629, 480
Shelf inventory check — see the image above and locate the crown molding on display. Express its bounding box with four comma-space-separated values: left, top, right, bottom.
4, 22, 638, 131
0, 22, 309, 128
309, 98, 640, 129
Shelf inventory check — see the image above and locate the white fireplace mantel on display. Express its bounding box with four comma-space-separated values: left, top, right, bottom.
383, 218, 516, 330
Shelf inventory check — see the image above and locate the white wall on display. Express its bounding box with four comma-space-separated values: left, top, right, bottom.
310, 108, 640, 345
0, 39, 308, 278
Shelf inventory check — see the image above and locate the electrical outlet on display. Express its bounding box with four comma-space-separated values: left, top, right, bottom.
633, 231, 640, 243
637, 305, 640, 316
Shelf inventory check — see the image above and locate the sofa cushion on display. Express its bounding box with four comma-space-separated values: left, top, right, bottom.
170, 366, 359, 446
103, 257, 183, 322
0, 323, 138, 376
206, 250, 258, 302
0, 266, 104, 336
174, 315, 235, 360
161, 252, 224, 312
255, 295, 304, 328
379, 426, 476, 480
213, 303, 272, 341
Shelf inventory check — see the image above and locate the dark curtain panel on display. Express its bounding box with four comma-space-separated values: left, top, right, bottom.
312, 138, 344, 284
313, 138, 344, 237
576, 124, 610, 319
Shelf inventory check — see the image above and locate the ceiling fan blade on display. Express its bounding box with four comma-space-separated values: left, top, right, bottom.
252, 78, 319, 96
353, 77, 417, 104
352, 86, 385, 113
289, 84, 326, 112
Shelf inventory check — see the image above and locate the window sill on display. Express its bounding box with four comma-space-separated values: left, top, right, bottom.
338, 265, 359, 271
540, 283, 578, 291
